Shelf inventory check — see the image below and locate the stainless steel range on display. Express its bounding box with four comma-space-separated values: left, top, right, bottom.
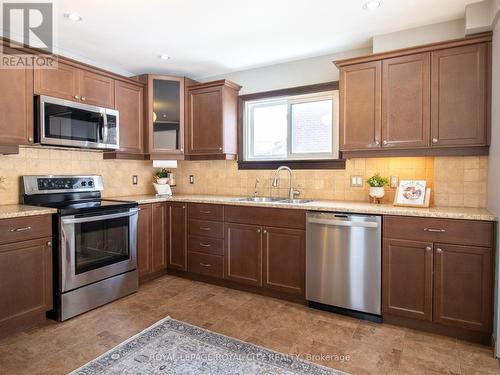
22, 175, 138, 321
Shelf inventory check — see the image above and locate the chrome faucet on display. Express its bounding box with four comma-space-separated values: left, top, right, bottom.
253, 178, 260, 197
271, 166, 300, 200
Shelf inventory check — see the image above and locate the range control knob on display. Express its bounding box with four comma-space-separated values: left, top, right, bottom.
88, 180, 94, 187
81, 181, 87, 187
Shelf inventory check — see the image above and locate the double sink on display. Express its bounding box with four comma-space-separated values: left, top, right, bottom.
233, 197, 313, 204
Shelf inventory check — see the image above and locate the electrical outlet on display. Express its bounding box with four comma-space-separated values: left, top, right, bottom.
189, 175, 195, 184
390, 176, 399, 189
350, 175, 363, 188
132, 175, 138, 185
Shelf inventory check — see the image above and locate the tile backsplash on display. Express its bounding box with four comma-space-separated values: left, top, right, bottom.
175, 156, 488, 208
0, 147, 488, 208
0, 146, 155, 205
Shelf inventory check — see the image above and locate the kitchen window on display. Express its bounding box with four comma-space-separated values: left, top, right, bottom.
240, 84, 343, 169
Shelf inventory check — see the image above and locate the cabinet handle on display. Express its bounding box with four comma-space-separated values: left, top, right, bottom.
28, 137, 33, 142
10, 226, 32, 232
424, 228, 446, 233
263, 230, 267, 234
374, 140, 380, 146
180, 148, 184, 152
81, 97, 86, 101
432, 138, 438, 144
47, 241, 52, 246
199, 243, 211, 248
257, 229, 261, 233
182, 206, 186, 209
425, 246, 432, 252
199, 262, 212, 267
74, 95, 80, 100
200, 227, 211, 231
200, 210, 211, 214
382, 140, 388, 145
218, 147, 223, 151
436, 248, 443, 253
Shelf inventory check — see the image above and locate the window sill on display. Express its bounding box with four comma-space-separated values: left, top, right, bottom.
238, 159, 346, 170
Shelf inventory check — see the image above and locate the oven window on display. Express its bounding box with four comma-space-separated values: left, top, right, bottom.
74, 215, 130, 274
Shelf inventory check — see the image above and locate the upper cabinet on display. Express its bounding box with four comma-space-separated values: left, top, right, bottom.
34, 61, 115, 109
335, 33, 491, 157
186, 80, 241, 160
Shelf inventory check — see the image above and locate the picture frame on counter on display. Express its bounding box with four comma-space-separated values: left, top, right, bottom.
393, 180, 431, 208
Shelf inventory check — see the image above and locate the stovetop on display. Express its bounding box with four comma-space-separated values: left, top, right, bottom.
39, 198, 137, 216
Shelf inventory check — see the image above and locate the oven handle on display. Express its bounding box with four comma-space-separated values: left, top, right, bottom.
62, 209, 138, 225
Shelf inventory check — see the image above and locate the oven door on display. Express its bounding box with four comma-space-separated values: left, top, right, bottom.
39, 95, 119, 150
60, 208, 138, 292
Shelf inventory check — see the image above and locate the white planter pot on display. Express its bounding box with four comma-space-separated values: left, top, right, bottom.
369, 186, 385, 199
156, 178, 169, 185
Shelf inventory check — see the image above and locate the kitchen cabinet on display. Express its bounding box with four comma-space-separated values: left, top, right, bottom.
0, 215, 52, 338
383, 216, 495, 341
0, 45, 34, 149
431, 43, 489, 147
167, 203, 187, 271
186, 80, 241, 160
137, 203, 168, 282
262, 227, 305, 296
335, 33, 491, 157
79, 70, 115, 108
225, 223, 262, 287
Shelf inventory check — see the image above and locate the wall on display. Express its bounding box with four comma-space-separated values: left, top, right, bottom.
488, 7, 500, 358
0, 146, 155, 204
174, 156, 488, 208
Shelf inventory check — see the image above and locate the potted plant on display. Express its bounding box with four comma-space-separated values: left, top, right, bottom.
154, 169, 169, 185
366, 173, 389, 202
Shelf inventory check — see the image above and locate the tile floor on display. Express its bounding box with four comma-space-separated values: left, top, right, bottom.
0, 275, 498, 375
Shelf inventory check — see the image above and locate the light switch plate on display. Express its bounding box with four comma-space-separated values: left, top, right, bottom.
350, 175, 363, 187
390, 176, 399, 189
132, 175, 138, 185
189, 175, 195, 184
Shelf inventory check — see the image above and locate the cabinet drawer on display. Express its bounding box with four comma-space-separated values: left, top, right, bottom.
188, 251, 223, 279
0, 215, 52, 245
188, 235, 223, 255
384, 216, 494, 247
188, 219, 224, 238
224, 205, 305, 230
188, 203, 223, 221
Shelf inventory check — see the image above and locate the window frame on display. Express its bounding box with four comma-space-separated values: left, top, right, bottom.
238, 81, 345, 170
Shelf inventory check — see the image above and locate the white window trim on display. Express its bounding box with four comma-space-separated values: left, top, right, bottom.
243, 90, 339, 162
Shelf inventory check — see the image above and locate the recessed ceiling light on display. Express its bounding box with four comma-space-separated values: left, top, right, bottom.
64, 13, 82, 22
158, 55, 171, 60
363, 0, 382, 10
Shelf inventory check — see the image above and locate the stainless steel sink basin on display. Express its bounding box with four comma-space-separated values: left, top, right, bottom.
234, 197, 283, 203
279, 199, 313, 204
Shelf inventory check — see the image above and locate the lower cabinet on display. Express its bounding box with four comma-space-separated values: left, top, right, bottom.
167, 203, 187, 271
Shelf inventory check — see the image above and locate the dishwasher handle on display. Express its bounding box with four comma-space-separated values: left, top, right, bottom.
307, 217, 379, 228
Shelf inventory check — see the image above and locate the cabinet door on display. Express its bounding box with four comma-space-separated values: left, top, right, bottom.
382, 53, 430, 148
79, 70, 115, 108
225, 223, 262, 286
434, 244, 492, 332
137, 204, 152, 278
0, 238, 52, 334
167, 203, 187, 271
34, 61, 79, 101
339, 61, 382, 150
187, 87, 223, 154
152, 203, 167, 272
0, 47, 34, 145
263, 227, 304, 296
431, 43, 488, 147
382, 239, 433, 321
115, 80, 143, 153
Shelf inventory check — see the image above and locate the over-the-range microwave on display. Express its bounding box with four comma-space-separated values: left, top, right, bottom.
36, 95, 120, 150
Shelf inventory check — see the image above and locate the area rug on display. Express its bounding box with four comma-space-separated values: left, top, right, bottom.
70, 316, 347, 375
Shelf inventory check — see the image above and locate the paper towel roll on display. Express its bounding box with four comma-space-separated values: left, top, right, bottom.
152, 160, 178, 169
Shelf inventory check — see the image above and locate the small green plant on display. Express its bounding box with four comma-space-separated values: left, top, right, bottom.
154, 168, 169, 179
366, 173, 389, 188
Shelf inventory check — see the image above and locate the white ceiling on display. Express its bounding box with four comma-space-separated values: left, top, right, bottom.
2, 0, 482, 79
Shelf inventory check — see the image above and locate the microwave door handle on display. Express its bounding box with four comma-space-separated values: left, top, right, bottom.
98, 114, 104, 142
62, 209, 138, 225
102, 113, 109, 143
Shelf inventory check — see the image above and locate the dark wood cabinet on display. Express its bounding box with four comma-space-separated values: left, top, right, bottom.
383, 239, 433, 321
167, 203, 187, 271
434, 244, 492, 332
152, 203, 167, 273
339, 61, 381, 151
224, 223, 262, 287
0, 45, 34, 149
34, 60, 80, 101
382, 53, 430, 148
431, 43, 489, 147
187, 80, 241, 159
112, 80, 144, 154
79, 70, 115, 108
263, 227, 304, 296
0, 215, 52, 338
137, 204, 152, 278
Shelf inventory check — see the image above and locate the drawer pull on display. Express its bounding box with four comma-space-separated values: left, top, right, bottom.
425, 246, 432, 252
199, 243, 211, 248
199, 262, 212, 267
10, 226, 32, 232
200, 227, 211, 231
424, 228, 446, 233
436, 248, 443, 253
200, 210, 211, 214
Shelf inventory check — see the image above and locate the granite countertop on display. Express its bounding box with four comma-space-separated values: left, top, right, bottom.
0, 205, 57, 220
109, 194, 497, 221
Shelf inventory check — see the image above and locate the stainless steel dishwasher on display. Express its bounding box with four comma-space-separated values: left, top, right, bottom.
306, 212, 382, 321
